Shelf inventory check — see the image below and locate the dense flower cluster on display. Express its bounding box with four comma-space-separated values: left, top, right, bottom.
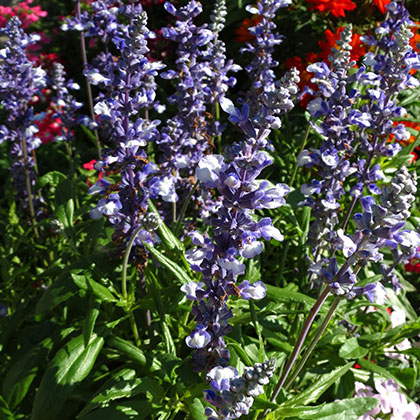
203, 360, 276, 419
86, 5, 164, 249
155, 0, 239, 211
0, 17, 46, 213
182, 100, 289, 372
240, 0, 291, 126
298, 2, 420, 268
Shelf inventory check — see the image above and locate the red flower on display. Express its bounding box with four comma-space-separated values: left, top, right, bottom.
35, 108, 63, 144
305, 0, 356, 17
83, 159, 104, 186
405, 248, 420, 273
318, 27, 366, 63
83, 160, 97, 171
372, 0, 390, 14
235, 15, 262, 43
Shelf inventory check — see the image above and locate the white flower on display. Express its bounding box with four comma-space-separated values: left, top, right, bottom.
196, 155, 226, 185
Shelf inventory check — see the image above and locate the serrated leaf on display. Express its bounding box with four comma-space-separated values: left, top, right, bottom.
31, 334, 104, 420
266, 397, 378, 419
71, 273, 117, 303
283, 363, 353, 407
143, 242, 192, 285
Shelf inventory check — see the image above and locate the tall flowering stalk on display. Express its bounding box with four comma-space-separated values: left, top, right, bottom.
299, 2, 420, 267
180, 99, 290, 418
0, 17, 46, 235
87, 7, 164, 251
154, 0, 220, 215
269, 1, 420, 402
240, 0, 293, 129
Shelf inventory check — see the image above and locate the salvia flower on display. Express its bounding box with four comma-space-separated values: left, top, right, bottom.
240, 0, 293, 128
316, 166, 419, 301
204, 360, 276, 419
183, 102, 288, 372
0, 17, 46, 213
86, 8, 165, 252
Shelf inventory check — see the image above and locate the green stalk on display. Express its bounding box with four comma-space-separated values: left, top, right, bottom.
21, 131, 39, 238
276, 241, 289, 287
76, 0, 101, 159
174, 181, 199, 236
250, 300, 265, 362
284, 296, 341, 390
284, 263, 361, 390
289, 123, 311, 188
270, 285, 331, 403
121, 225, 143, 346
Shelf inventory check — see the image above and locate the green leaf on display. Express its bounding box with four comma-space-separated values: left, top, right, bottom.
226, 341, 252, 366
83, 300, 100, 347
35, 271, 79, 315
338, 338, 368, 359
143, 242, 192, 285
266, 397, 378, 419
148, 200, 183, 251
2, 342, 51, 409
388, 367, 416, 390
78, 368, 164, 417
356, 358, 404, 388
38, 171, 67, 189
80, 124, 97, 143
78, 400, 156, 419
253, 397, 281, 411
265, 285, 317, 307
31, 334, 104, 420
72, 273, 117, 303
106, 336, 147, 368
283, 363, 353, 407
185, 398, 207, 420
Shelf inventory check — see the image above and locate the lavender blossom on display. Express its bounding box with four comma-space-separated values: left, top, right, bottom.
86, 8, 165, 251
240, 0, 293, 128
50, 62, 83, 142
203, 360, 276, 419
317, 166, 419, 302
0, 17, 46, 216
298, 4, 420, 263
155, 0, 240, 218
182, 105, 289, 372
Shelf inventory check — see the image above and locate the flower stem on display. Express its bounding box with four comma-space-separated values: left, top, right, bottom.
284, 295, 341, 390
76, 0, 101, 159
21, 131, 39, 238
270, 285, 331, 403
289, 122, 311, 188
174, 180, 198, 236
121, 225, 143, 346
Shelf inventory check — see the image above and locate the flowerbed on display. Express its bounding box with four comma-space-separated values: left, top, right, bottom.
0, 0, 420, 419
